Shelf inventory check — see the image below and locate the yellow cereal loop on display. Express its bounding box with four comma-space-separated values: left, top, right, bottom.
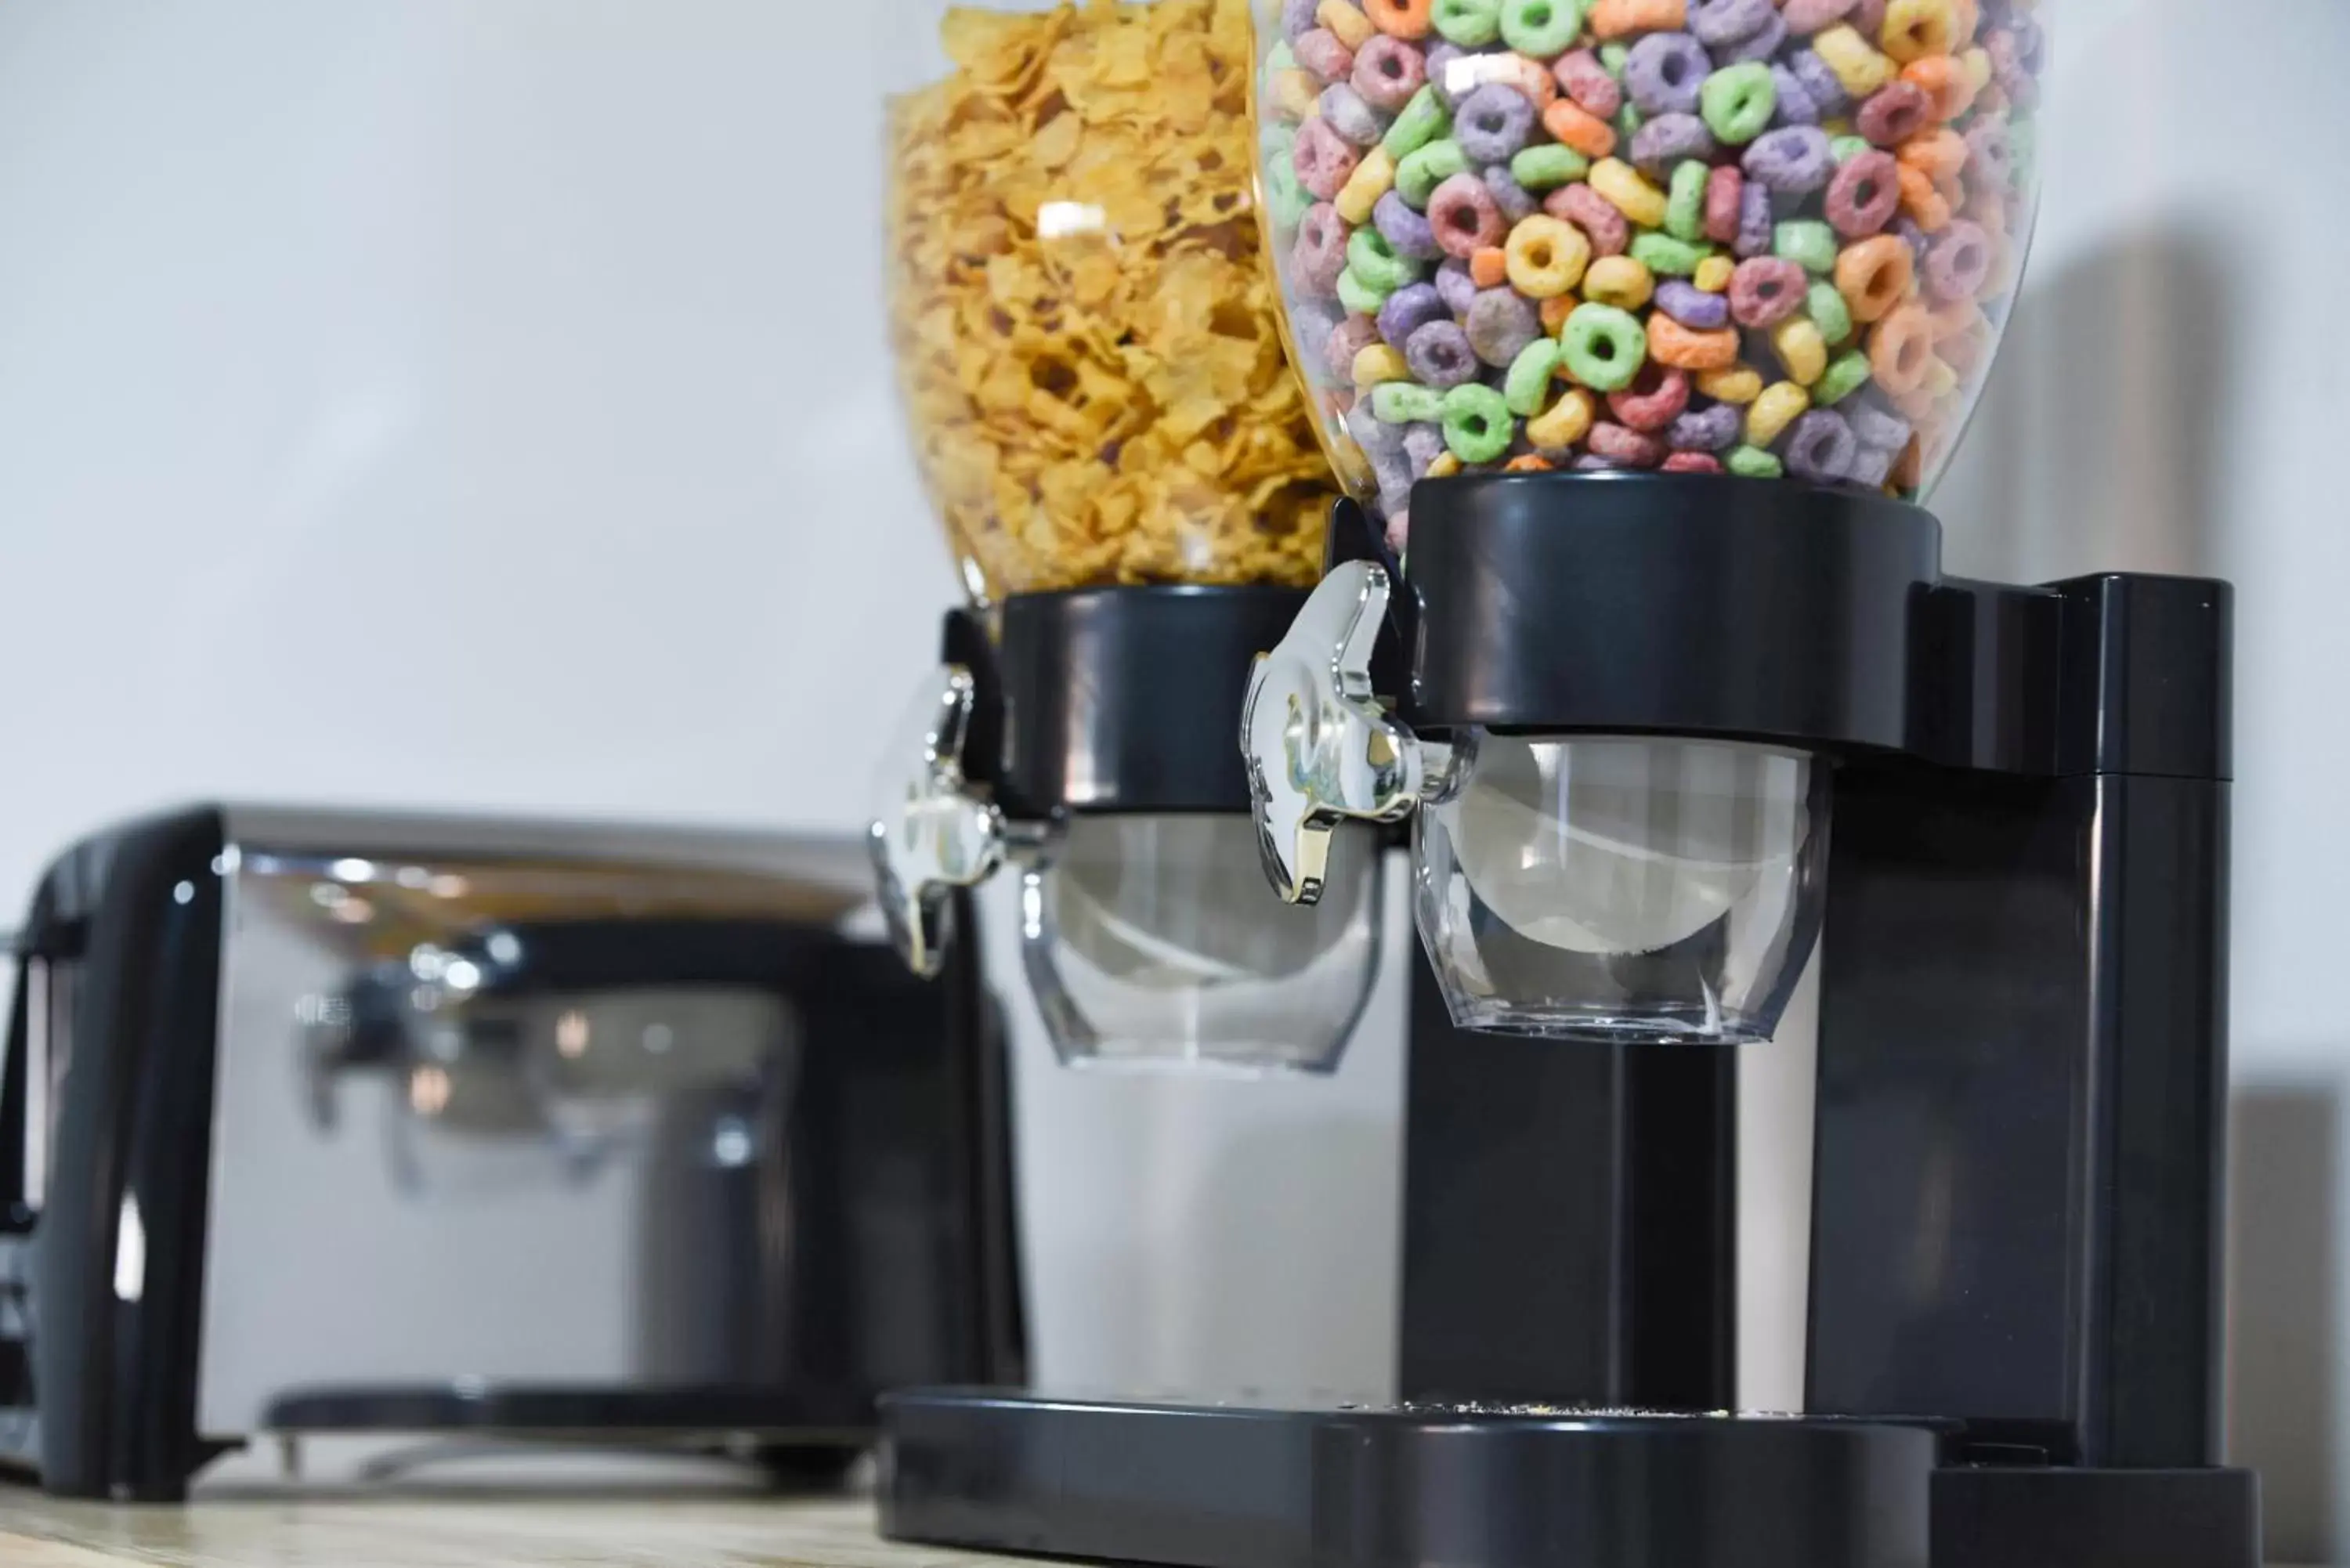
1336, 146, 1399, 226
1526, 386, 1597, 449
1318, 0, 1376, 49
1588, 158, 1669, 230
1881, 0, 1958, 63
1273, 69, 1322, 122
1959, 46, 1994, 92
1694, 366, 1763, 403
1692, 255, 1734, 292
1353, 344, 1412, 388
1746, 381, 1812, 448
1426, 452, 1464, 479
1813, 25, 1896, 96
1770, 317, 1829, 385
1504, 215, 1593, 298
1919, 354, 1960, 398
1582, 254, 1656, 310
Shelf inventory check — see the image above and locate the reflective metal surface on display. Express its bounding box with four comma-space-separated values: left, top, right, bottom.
870, 667, 1009, 977
1241, 562, 1452, 905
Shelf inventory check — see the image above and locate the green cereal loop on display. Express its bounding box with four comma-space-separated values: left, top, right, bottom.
1773, 219, 1838, 274
1431, 0, 1503, 46
1504, 339, 1563, 417
1560, 302, 1648, 393
1830, 134, 1871, 164
1267, 161, 1314, 231
1396, 139, 1470, 208
1348, 228, 1423, 293
1815, 350, 1873, 406
1806, 280, 1853, 346
1699, 61, 1776, 145
1629, 232, 1713, 276
1512, 143, 1593, 190
1617, 101, 1643, 139
1599, 41, 1629, 78
1500, 0, 1583, 56
1268, 40, 1298, 74
1441, 382, 1514, 464
1665, 161, 1709, 242
1383, 85, 1452, 161
1337, 267, 1390, 316
1373, 381, 1446, 425
1726, 444, 1784, 478
2010, 121, 2039, 186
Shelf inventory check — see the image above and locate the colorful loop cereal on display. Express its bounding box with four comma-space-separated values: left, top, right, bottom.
1441, 381, 1516, 459
1661, 451, 1725, 472
1255, 0, 2042, 503
1295, 114, 1366, 197
1365, 0, 1436, 38
1560, 301, 1650, 389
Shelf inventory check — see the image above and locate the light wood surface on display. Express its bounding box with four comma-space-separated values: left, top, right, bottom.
0, 1491, 1012, 1568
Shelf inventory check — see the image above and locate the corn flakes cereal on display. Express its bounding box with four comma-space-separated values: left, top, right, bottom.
889, 0, 1336, 598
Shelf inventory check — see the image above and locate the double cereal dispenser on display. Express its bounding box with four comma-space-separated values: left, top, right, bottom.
871, 2, 2269, 1566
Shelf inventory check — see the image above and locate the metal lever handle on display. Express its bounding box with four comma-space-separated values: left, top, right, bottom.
868, 665, 1007, 976
1242, 561, 1449, 905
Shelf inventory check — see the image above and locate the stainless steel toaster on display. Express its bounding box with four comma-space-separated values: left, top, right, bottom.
0, 806, 1023, 1499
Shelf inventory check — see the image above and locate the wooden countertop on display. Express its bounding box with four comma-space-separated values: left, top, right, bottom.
0, 1492, 1008, 1568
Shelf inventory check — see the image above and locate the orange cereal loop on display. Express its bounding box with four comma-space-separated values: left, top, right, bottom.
1899, 128, 1969, 182
1590, 0, 1687, 39
1318, 0, 1378, 49
1494, 52, 1558, 109
1541, 294, 1580, 334
1506, 454, 1556, 473
1470, 246, 1511, 289
1927, 296, 1981, 341
1892, 383, 1942, 423
1363, 0, 1434, 40
1834, 234, 1914, 323
1870, 305, 1935, 396
1647, 313, 1741, 370
1902, 56, 1978, 121
1889, 434, 1924, 492
1896, 164, 1951, 231
1937, 322, 1992, 373
1542, 98, 1618, 160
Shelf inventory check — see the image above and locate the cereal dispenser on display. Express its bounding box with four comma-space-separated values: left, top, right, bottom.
877, 0, 2269, 1563
870, 0, 1387, 1071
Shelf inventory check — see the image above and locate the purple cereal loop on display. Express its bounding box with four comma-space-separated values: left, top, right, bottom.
1623, 31, 1708, 116
1572, 454, 1620, 471
1780, 0, 1855, 31
1484, 164, 1538, 224
1292, 116, 1363, 201
1667, 403, 1742, 452
1965, 120, 2015, 190
1734, 180, 1774, 258
1423, 42, 1468, 107
1630, 112, 1717, 174
1292, 306, 1337, 370
1848, 401, 1911, 452
1743, 125, 1835, 193
1354, 35, 1427, 112
1376, 190, 1444, 262
1654, 279, 1731, 330
1466, 288, 1542, 367
1405, 320, 1480, 387
1453, 83, 1537, 164
1295, 29, 1356, 85
1320, 82, 1391, 148
1352, 398, 1405, 456
1322, 313, 1382, 380
1846, 443, 1894, 487
1282, 0, 1322, 42
1893, 216, 1930, 264
1783, 409, 1857, 480
1291, 202, 1350, 297
1688, 0, 1774, 47
1402, 421, 1447, 472
1770, 64, 1820, 127
1785, 49, 1850, 114
1925, 219, 1994, 302
1435, 256, 1480, 315
1375, 449, 1415, 515
1378, 281, 1452, 349
1716, 13, 1788, 64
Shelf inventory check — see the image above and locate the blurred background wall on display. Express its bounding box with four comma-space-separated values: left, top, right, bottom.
0, 0, 2340, 1556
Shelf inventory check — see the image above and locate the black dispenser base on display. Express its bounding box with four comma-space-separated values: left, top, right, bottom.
878, 1391, 2261, 1568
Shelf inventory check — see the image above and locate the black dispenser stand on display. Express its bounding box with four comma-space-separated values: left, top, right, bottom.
882, 477, 2260, 1568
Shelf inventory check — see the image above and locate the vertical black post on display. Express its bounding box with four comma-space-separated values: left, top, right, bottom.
1398, 954, 1736, 1410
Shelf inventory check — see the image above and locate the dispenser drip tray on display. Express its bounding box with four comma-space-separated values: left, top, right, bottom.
879, 1391, 2260, 1568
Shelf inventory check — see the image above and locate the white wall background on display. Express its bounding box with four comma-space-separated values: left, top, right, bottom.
0, 0, 2341, 1557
